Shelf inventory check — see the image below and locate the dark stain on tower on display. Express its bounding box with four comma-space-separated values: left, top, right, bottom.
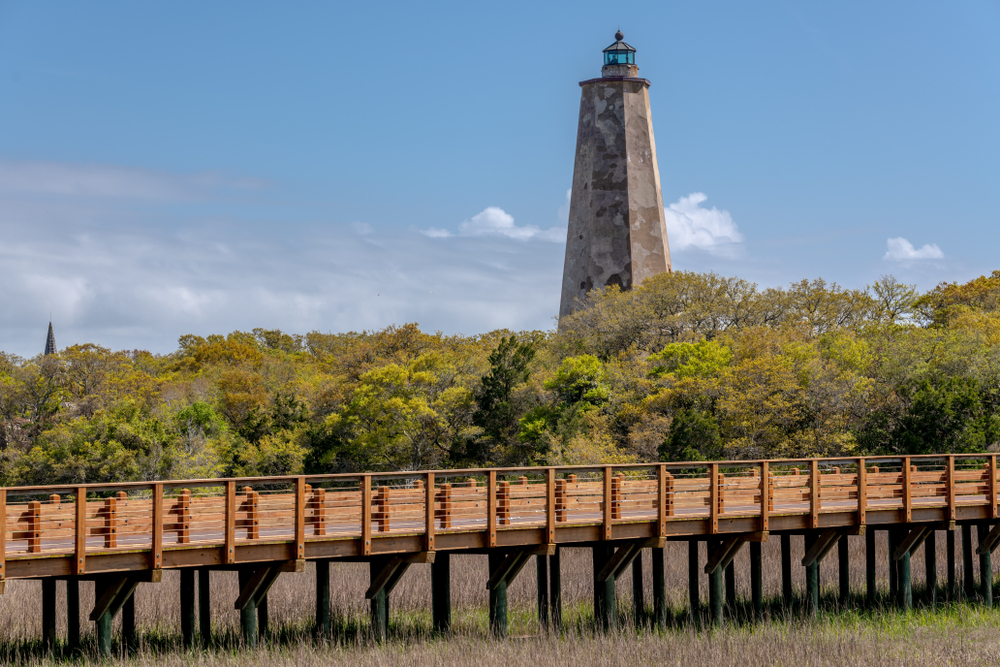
559, 31, 672, 319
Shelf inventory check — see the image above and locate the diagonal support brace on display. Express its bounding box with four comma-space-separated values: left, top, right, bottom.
802, 529, 842, 567
234, 565, 282, 610
596, 543, 642, 583
705, 535, 747, 574
486, 551, 532, 591
977, 523, 1000, 555
89, 575, 140, 621
893, 526, 931, 561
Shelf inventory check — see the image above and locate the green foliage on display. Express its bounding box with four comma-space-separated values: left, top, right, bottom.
544, 355, 609, 405
658, 408, 722, 462
7, 270, 1000, 486
468, 336, 536, 466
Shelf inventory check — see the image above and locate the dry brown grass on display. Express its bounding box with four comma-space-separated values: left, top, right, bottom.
0, 531, 997, 664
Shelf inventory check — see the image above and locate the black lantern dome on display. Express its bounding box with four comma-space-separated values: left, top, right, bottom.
603, 30, 635, 66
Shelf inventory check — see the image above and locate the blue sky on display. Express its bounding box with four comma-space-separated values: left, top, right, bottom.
1, 1, 997, 356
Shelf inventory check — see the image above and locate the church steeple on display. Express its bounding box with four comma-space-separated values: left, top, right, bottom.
44, 322, 57, 356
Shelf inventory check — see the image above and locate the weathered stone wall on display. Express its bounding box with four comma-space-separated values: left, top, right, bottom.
559, 78, 671, 319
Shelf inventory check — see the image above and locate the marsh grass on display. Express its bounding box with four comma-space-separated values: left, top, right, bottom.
2, 532, 998, 665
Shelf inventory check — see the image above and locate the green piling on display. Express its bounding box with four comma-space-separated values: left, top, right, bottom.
652, 546, 666, 629
750, 540, 763, 619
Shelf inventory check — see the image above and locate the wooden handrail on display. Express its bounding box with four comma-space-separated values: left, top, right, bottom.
6, 453, 1000, 576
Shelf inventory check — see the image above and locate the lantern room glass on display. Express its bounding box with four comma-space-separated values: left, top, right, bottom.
604, 51, 634, 66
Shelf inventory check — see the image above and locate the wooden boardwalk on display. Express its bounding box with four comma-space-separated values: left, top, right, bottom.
5, 453, 1000, 653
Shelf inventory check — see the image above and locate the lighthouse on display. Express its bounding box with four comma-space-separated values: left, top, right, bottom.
559, 31, 672, 319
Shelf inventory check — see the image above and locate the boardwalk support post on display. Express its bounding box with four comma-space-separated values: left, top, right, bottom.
91, 574, 146, 657
180, 569, 195, 649
550, 546, 562, 630
838, 536, 850, 606
367, 556, 414, 641
315, 559, 331, 640
487, 547, 539, 637
804, 533, 820, 618
432, 552, 451, 633
963, 524, 975, 599
892, 526, 929, 611
725, 559, 736, 613
537, 554, 549, 629
781, 534, 793, 608
199, 568, 211, 648
122, 591, 136, 653
947, 528, 957, 600
632, 550, 644, 627
236, 561, 300, 647
67, 578, 81, 653
750, 541, 763, 619
592, 544, 617, 631
652, 546, 666, 629
705, 536, 744, 624
707, 538, 724, 626
978, 524, 992, 608
688, 540, 700, 626
42, 578, 56, 652
866, 529, 877, 605
925, 530, 937, 607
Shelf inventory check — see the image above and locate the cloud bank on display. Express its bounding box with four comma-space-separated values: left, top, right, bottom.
883, 237, 944, 262
664, 193, 744, 257
0, 160, 562, 357
423, 206, 564, 242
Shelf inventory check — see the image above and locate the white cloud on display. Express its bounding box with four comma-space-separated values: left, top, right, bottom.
351, 221, 374, 235
424, 206, 564, 242
883, 237, 943, 262
421, 227, 452, 238
0, 194, 564, 356
0, 159, 264, 200
664, 193, 744, 257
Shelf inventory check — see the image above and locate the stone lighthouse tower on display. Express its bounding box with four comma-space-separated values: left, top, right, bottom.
559, 31, 671, 319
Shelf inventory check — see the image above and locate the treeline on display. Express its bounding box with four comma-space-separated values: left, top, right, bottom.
1, 270, 1000, 486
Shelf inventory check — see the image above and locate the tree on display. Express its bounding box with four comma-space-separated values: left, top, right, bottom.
468, 336, 536, 466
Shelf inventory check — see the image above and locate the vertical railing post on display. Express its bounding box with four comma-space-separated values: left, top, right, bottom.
74, 487, 87, 574
611, 475, 622, 521
151, 484, 162, 571
665, 470, 675, 518
555, 479, 567, 523
603, 466, 613, 540
657, 464, 667, 537
361, 475, 372, 556
991, 455, 998, 520
546, 468, 556, 545
709, 463, 719, 534
947, 456, 956, 522
375, 486, 389, 533
295, 476, 306, 561
425, 472, 435, 551
902, 456, 912, 523
28, 500, 40, 553
223, 481, 234, 565
314, 487, 326, 536
178, 489, 191, 544
857, 458, 867, 529
0, 489, 6, 586
760, 461, 769, 533
810, 460, 820, 529
717, 472, 725, 515
487, 471, 497, 547
103, 497, 117, 548
498, 481, 510, 526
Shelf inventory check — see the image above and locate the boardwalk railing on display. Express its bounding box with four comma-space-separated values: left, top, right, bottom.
3, 453, 997, 582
